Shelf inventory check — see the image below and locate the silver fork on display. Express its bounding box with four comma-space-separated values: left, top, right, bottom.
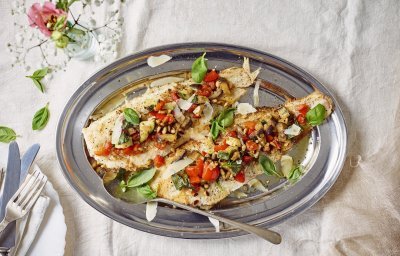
0, 169, 47, 232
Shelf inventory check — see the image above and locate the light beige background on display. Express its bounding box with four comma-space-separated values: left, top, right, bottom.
0, 0, 399, 255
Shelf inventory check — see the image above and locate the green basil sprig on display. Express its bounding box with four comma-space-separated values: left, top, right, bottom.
32, 103, 50, 130
288, 165, 303, 183
259, 154, 283, 178
191, 52, 208, 83
136, 184, 157, 199
306, 104, 326, 126
171, 173, 191, 190
0, 126, 17, 143
26, 67, 49, 93
221, 161, 242, 174
210, 108, 235, 140
119, 168, 156, 192
123, 108, 140, 125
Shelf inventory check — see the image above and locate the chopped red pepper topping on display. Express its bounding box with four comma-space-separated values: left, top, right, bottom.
246, 140, 259, 151
95, 141, 113, 156
204, 70, 219, 82
154, 155, 165, 167
297, 104, 309, 116
214, 139, 228, 152
234, 171, 245, 183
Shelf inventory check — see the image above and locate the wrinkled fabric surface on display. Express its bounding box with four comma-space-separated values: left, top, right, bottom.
0, 0, 399, 255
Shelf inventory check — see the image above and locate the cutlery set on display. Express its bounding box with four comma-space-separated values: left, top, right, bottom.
0, 142, 44, 255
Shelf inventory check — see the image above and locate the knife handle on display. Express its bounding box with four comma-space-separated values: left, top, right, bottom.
0, 247, 10, 256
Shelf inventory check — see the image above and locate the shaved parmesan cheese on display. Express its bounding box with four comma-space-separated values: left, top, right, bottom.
147, 54, 172, 67
253, 80, 260, 106
208, 217, 220, 232
236, 103, 257, 115
150, 77, 184, 88
248, 179, 268, 192
111, 115, 124, 145
284, 124, 301, 137
173, 105, 185, 123
146, 201, 158, 221
201, 101, 213, 124
177, 94, 195, 111
281, 155, 293, 178
163, 157, 194, 178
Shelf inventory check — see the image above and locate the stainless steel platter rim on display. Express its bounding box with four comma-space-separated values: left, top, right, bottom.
56, 42, 348, 239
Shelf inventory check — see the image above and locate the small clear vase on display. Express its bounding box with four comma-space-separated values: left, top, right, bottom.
64, 25, 98, 60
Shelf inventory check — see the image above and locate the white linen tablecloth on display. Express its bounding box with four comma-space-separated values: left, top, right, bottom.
0, 0, 399, 255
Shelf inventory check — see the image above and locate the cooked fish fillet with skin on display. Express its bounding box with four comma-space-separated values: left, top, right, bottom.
83, 83, 180, 170
152, 91, 334, 209
83, 58, 260, 172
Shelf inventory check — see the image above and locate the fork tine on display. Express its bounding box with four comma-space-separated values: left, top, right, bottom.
23, 177, 47, 211
9, 169, 38, 205
14, 170, 40, 205
19, 172, 44, 209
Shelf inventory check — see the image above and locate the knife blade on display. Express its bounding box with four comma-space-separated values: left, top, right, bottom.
0, 142, 21, 217
19, 144, 40, 184
0, 142, 21, 250
0, 144, 40, 251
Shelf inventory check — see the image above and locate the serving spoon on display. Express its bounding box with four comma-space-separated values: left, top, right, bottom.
106, 180, 282, 244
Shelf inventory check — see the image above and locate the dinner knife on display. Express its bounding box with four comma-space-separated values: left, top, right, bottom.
0, 142, 21, 253
0, 144, 40, 254
19, 144, 40, 184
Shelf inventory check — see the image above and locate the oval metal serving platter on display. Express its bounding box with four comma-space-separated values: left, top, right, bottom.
56, 43, 347, 239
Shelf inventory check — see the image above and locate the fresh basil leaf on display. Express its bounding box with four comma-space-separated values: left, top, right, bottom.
210, 108, 235, 140
210, 120, 222, 140
221, 161, 242, 174
217, 151, 231, 160
32, 79, 45, 93
191, 52, 207, 83
191, 95, 198, 103
26, 67, 49, 93
0, 126, 17, 143
32, 67, 49, 78
118, 133, 130, 144
306, 104, 326, 126
32, 103, 50, 130
288, 165, 303, 183
124, 108, 140, 125
171, 173, 190, 190
259, 154, 282, 178
217, 108, 235, 128
136, 184, 157, 199
119, 180, 127, 192
177, 92, 189, 100
126, 168, 156, 188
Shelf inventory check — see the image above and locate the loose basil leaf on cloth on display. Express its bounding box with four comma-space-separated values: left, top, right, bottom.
26, 67, 49, 93
0, 126, 17, 143
126, 168, 156, 188
137, 184, 157, 199
124, 108, 140, 125
32, 103, 50, 130
259, 154, 283, 178
191, 52, 208, 83
306, 104, 326, 126
288, 165, 303, 183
